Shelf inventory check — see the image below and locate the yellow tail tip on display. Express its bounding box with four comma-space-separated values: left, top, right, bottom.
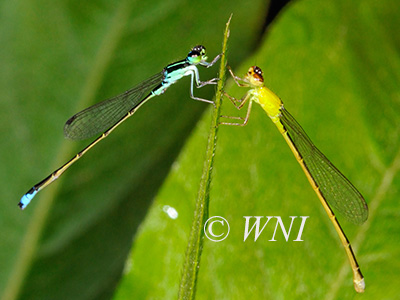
354, 278, 365, 293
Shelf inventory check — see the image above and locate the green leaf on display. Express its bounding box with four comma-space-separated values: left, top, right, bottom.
1, 1, 267, 300
118, 0, 400, 299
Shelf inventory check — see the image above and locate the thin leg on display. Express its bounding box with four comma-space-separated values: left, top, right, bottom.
227, 66, 249, 87
219, 68, 254, 125
194, 64, 219, 88
220, 98, 253, 126
200, 53, 222, 68
224, 91, 250, 109
221, 115, 244, 120
188, 67, 217, 106
197, 77, 219, 88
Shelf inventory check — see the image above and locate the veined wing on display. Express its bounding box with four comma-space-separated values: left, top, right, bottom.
279, 107, 368, 224
64, 72, 164, 140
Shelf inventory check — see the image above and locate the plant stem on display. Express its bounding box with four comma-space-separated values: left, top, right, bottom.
178, 15, 232, 300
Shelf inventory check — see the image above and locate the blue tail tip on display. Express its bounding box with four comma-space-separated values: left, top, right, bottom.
19, 189, 37, 210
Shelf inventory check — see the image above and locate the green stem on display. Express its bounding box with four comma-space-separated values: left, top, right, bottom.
178, 15, 231, 300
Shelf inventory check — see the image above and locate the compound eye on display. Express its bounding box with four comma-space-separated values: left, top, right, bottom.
254, 66, 262, 76
188, 50, 200, 58
193, 45, 206, 55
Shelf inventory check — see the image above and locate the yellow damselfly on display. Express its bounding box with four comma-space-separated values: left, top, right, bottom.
222, 66, 368, 293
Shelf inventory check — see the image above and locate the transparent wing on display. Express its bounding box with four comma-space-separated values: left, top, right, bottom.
64, 72, 164, 140
280, 108, 368, 224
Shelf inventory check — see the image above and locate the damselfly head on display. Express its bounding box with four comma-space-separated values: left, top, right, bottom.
187, 45, 208, 64
245, 66, 264, 86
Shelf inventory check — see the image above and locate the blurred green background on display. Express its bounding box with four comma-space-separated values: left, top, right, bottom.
1, 0, 399, 299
